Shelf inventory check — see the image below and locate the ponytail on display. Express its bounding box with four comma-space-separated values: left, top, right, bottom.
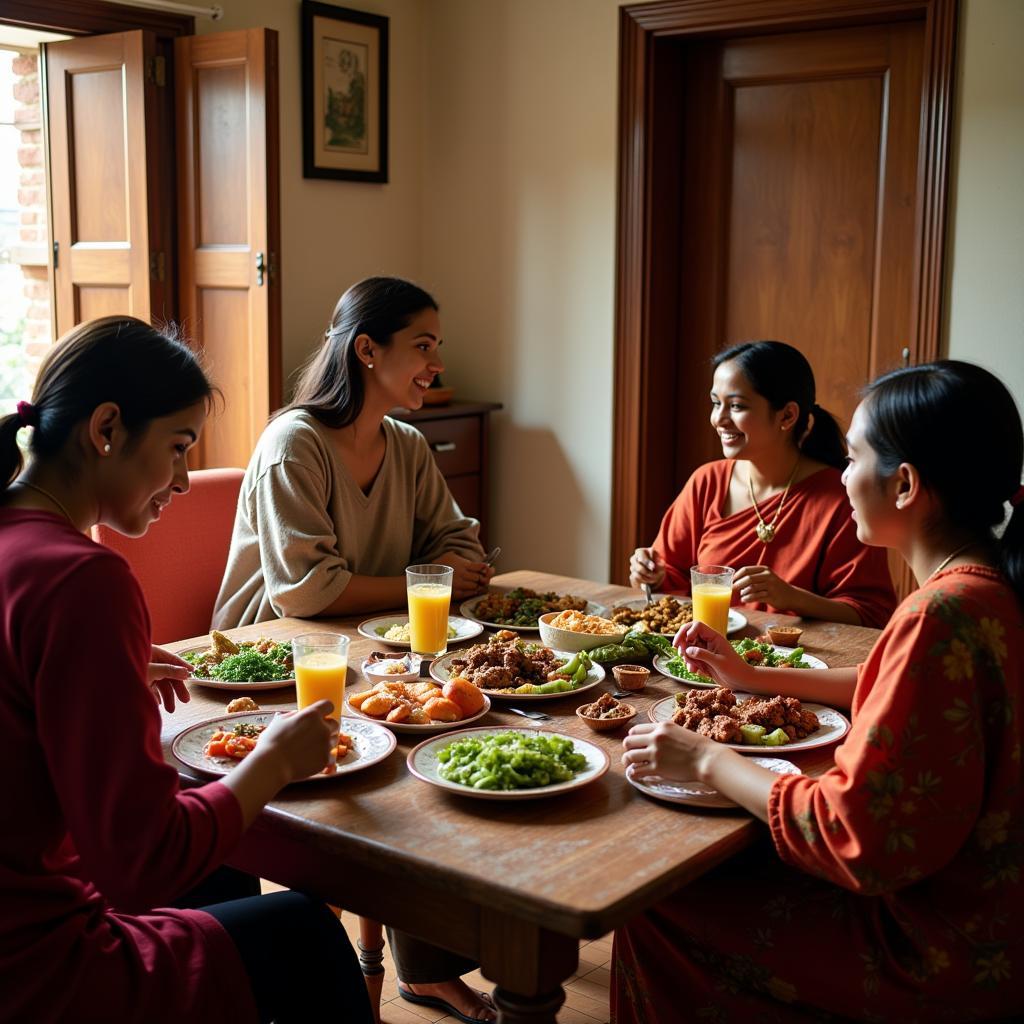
0, 412, 25, 489
713, 341, 846, 470
863, 361, 1024, 602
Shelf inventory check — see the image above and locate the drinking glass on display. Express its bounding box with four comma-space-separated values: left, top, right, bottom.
292, 633, 349, 720
405, 564, 454, 658
690, 565, 735, 635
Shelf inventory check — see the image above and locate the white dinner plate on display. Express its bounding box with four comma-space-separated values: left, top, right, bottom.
172, 712, 396, 782
652, 646, 828, 686
344, 691, 492, 734
179, 645, 296, 691
459, 592, 607, 632
626, 757, 802, 809
429, 648, 606, 701
611, 595, 747, 636
407, 726, 610, 800
356, 615, 483, 648
647, 693, 850, 754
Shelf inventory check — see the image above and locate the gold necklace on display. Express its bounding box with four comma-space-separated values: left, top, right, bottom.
747, 459, 800, 544
17, 480, 75, 524
928, 542, 974, 580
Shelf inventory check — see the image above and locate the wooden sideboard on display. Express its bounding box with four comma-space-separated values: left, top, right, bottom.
389, 400, 501, 543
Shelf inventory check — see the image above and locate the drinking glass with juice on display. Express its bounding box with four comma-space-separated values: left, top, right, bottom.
690, 565, 735, 636
292, 633, 349, 773
405, 564, 454, 658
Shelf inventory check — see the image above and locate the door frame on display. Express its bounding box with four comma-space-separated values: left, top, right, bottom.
610, 0, 958, 582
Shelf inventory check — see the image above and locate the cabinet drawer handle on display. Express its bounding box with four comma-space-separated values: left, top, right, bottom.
431, 441, 457, 452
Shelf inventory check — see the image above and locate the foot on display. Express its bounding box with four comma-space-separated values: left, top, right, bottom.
401, 979, 497, 1021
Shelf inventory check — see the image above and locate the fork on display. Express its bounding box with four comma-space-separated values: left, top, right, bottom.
507, 706, 551, 722
641, 582, 654, 606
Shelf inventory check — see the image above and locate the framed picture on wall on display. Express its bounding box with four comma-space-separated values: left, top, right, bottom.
301, 1, 389, 182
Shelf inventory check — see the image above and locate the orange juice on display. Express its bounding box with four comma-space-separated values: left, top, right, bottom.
407, 582, 452, 655
294, 651, 348, 720
691, 583, 732, 635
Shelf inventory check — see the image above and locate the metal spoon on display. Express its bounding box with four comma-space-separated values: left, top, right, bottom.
641, 582, 654, 606
483, 546, 501, 566
507, 705, 550, 722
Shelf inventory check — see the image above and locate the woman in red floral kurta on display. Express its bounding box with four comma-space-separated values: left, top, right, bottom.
617, 361, 1024, 1022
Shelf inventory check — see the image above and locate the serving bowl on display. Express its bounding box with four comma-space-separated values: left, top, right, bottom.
537, 611, 627, 654
576, 698, 638, 733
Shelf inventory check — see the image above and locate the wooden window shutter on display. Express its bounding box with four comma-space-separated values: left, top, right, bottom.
43, 31, 169, 335
175, 28, 282, 470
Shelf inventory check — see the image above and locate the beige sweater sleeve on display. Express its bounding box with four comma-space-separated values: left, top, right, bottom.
249, 440, 353, 619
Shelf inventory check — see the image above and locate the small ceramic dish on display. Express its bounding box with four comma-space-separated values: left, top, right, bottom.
612, 664, 650, 691
361, 653, 421, 684
765, 624, 804, 647
576, 695, 638, 732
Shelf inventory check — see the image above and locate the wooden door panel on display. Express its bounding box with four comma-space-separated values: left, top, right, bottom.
44, 30, 166, 335
176, 28, 281, 470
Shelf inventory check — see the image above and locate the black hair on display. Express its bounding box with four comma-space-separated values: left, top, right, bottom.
712, 341, 847, 470
863, 360, 1024, 600
284, 276, 439, 428
1, 316, 214, 489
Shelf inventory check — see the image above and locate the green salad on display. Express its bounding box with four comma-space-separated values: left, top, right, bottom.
435, 731, 588, 790
183, 644, 292, 682
657, 637, 811, 685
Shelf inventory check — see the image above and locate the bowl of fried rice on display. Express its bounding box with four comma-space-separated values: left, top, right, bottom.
538, 610, 627, 653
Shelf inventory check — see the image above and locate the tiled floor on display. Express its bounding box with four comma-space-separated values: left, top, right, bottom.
262, 881, 612, 1023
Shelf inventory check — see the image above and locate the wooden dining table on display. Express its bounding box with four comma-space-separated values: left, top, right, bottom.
162, 570, 880, 1024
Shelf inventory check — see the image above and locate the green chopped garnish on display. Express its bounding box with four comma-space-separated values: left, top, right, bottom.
435, 731, 588, 790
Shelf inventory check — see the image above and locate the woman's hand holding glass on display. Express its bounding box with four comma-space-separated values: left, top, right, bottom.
439, 551, 494, 599
252, 701, 339, 784
673, 619, 758, 691
629, 546, 666, 589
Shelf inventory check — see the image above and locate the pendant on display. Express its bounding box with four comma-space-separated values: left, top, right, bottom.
756, 522, 775, 544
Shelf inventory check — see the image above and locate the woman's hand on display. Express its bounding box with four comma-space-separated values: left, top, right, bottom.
674, 620, 757, 690
629, 546, 666, 589
732, 565, 796, 608
621, 721, 716, 781
439, 552, 495, 599
252, 701, 338, 785
148, 645, 192, 712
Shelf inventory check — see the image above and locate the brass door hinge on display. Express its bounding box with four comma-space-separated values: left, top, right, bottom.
145, 55, 166, 87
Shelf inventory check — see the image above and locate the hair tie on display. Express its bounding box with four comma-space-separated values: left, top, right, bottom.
15, 400, 37, 428
1011, 484, 1024, 508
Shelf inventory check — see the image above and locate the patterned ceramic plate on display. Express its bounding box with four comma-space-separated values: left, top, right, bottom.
171, 712, 396, 783
407, 726, 610, 801
626, 757, 802, 809
647, 693, 850, 753
429, 648, 606, 701
652, 646, 828, 687
356, 615, 483, 648
610, 596, 748, 636
344, 691, 493, 734
179, 645, 295, 692
459, 592, 607, 632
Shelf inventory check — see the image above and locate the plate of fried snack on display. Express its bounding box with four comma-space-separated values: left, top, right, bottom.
626, 757, 802, 810
610, 595, 747, 636
346, 676, 491, 733
648, 686, 849, 753
460, 586, 606, 630
430, 631, 606, 700
172, 711, 396, 782
179, 631, 295, 690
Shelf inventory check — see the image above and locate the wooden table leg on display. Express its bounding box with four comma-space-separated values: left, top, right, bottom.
478, 912, 579, 1024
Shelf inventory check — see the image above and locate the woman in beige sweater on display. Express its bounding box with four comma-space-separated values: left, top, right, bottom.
213, 277, 497, 1022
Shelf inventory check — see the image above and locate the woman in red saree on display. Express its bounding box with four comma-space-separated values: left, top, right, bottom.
630, 342, 896, 627
616, 360, 1024, 1022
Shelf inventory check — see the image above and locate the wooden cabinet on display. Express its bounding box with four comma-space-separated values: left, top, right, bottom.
389, 401, 501, 543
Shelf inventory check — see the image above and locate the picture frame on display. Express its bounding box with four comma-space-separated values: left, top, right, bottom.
301, 1, 389, 182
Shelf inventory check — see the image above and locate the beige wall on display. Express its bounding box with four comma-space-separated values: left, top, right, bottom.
944, 0, 1024, 415
205, 0, 1022, 581
198, 0, 426, 390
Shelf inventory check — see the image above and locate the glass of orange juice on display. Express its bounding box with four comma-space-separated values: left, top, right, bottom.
690, 565, 735, 636
405, 564, 454, 658
292, 632, 349, 720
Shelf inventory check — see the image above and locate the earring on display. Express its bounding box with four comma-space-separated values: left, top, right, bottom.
367, 363, 374, 369
103, 443, 111, 454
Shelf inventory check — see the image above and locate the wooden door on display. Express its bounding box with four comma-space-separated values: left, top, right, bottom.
43, 30, 169, 334
612, 0, 957, 587
175, 28, 281, 470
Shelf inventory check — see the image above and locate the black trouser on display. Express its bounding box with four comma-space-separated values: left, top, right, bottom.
177, 868, 373, 1024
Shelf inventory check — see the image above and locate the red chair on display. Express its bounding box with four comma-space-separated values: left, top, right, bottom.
91, 467, 244, 644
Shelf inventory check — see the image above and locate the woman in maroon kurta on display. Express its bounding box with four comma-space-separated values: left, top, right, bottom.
616, 360, 1024, 1022
0, 317, 371, 1023
631, 342, 896, 627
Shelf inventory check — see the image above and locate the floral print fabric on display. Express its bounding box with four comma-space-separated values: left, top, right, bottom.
613, 566, 1023, 1022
